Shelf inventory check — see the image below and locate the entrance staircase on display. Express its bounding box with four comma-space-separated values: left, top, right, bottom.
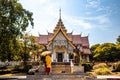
51, 62, 71, 74
37, 62, 84, 75
32, 63, 95, 80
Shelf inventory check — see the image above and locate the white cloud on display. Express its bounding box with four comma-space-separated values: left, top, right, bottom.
83, 15, 110, 24
98, 16, 110, 24
77, 20, 92, 29
86, 0, 100, 8
19, 0, 111, 36
85, 0, 111, 28
63, 15, 92, 29
38, 0, 48, 4
86, 0, 112, 16
62, 13, 110, 30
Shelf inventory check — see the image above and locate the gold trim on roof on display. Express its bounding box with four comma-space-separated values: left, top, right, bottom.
47, 28, 75, 48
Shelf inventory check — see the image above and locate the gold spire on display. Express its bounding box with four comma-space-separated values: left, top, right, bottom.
59, 8, 61, 20
58, 8, 62, 26
53, 9, 67, 33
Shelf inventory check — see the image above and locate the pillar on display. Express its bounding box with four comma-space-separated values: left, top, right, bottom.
86, 55, 89, 62
52, 49, 56, 62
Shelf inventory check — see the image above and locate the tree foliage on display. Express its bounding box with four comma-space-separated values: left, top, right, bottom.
90, 44, 100, 61
94, 43, 117, 61
23, 34, 45, 61
90, 40, 120, 62
0, 0, 34, 61
116, 35, 120, 44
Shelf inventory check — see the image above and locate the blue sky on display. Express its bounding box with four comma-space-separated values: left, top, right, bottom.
19, 0, 120, 46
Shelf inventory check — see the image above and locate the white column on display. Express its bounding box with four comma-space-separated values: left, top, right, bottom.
67, 54, 69, 62
87, 55, 89, 62
83, 55, 85, 62
63, 50, 65, 62
63, 52, 66, 62
52, 54, 53, 62
52, 49, 56, 62
80, 54, 82, 61
70, 60, 74, 73
64, 51, 69, 62
79, 54, 82, 65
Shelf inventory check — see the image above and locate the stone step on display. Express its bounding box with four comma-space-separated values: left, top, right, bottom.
52, 64, 71, 73
38, 65, 84, 74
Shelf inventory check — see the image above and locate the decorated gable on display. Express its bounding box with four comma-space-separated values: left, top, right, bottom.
54, 31, 66, 41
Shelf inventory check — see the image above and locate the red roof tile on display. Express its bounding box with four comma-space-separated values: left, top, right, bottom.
72, 35, 82, 44
81, 37, 89, 47
38, 33, 90, 54
38, 34, 90, 47
83, 48, 91, 54
67, 33, 72, 40
48, 33, 53, 40
38, 35, 48, 44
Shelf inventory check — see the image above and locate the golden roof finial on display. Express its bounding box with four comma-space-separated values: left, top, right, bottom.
59, 8, 61, 20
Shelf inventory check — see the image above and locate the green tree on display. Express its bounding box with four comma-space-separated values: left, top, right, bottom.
91, 44, 100, 51
93, 43, 118, 61
12, 39, 24, 61
116, 35, 120, 44
0, 0, 34, 61
90, 44, 100, 61
115, 35, 120, 61
29, 35, 45, 61
115, 44, 120, 61
29, 35, 38, 61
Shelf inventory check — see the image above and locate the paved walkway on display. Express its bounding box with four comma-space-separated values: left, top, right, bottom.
21, 65, 96, 80
19, 72, 96, 80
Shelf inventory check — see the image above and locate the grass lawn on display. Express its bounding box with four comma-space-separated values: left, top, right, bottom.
0, 66, 26, 76
0, 73, 26, 76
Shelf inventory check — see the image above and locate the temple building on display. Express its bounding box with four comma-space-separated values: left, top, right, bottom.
38, 11, 91, 64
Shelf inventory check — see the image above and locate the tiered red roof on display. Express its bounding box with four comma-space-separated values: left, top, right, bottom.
38, 16, 91, 54
38, 33, 91, 54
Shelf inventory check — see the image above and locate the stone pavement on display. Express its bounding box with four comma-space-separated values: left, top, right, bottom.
20, 73, 96, 80
20, 65, 96, 80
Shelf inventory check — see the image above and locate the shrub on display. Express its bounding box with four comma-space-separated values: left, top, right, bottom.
0, 66, 7, 69
112, 61, 120, 72
23, 65, 32, 73
12, 65, 23, 73
94, 67, 111, 75
93, 63, 108, 69
0, 70, 11, 74
82, 63, 92, 72
93, 63, 112, 75
0, 66, 11, 74
14, 65, 20, 69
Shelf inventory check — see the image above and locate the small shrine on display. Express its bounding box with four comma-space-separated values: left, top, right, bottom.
38, 10, 91, 73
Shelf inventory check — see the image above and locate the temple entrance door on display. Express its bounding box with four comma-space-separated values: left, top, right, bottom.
57, 52, 63, 62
